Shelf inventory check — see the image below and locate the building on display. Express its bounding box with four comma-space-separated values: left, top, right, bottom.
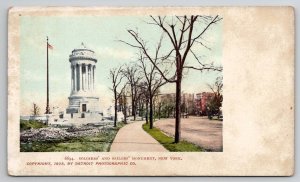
158, 93, 176, 104
181, 93, 195, 115
157, 93, 196, 117
195, 92, 214, 116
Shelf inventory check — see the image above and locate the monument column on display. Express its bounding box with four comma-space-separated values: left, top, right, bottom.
82, 64, 85, 90
79, 64, 82, 91
83, 64, 85, 91
91, 65, 94, 90
90, 65, 92, 90
93, 65, 95, 90
89, 64, 92, 90
82, 64, 85, 91
88, 65, 91, 90
82, 64, 84, 91
85, 64, 88, 91
89, 65, 92, 90
71, 65, 74, 91
74, 65, 77, 91
83, 64, 85, 90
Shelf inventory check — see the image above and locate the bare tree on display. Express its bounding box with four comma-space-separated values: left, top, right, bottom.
119, 87, 129, 124
31, 103, 40, 116
161, 99, 175, 118
136, 81, 151, 123
152, 89, 162, 120
122, 63, 142, 121
137, 51, 167, 129
207, 76, 223, 96
122, 15, 223, 143
207, 76, 223, 118
135, 81, 148, 122
109, 66, 126, 127
157, 101, 162, 120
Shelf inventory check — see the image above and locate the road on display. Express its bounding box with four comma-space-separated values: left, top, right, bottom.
154, 117, 223, 151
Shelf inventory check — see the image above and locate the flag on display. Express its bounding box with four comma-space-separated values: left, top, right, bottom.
47, 43, 53, 50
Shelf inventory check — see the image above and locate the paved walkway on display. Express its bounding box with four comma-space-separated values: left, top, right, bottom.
110, 121, 168, 152
154, 117, 223, 151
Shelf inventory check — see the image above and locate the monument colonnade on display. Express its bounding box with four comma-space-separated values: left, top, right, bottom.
71, 62, 96, 92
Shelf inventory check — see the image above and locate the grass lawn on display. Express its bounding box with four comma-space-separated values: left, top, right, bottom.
20, 120, 48, 131
142, 123, 204, 152
20, 122, 124, 152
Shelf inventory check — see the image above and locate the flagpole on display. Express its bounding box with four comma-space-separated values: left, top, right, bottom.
45, 36, 50, 114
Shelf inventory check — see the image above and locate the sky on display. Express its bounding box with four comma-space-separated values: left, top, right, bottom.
20, 15, 222, 115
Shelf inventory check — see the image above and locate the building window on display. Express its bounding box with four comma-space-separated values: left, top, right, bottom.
82, 104, 86, 112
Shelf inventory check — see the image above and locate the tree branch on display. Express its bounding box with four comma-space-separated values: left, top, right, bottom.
183, 65, 223, 72
124, 29, 177, 83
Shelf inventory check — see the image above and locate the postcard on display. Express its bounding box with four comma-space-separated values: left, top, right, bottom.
8, 7, 294, 176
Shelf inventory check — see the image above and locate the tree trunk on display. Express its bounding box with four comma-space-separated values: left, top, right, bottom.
123, 106, 127, 124
149, 96, 153, 129
138, 100, 142, 117
133, 105, 136, 121
131, 87, 137, 121
114, 90, 117, 127
141, 102, 144, 117
153, 100, 156, 119
145, 100, 149, 124
174, 74, 182, 143
173, 107, 176, 118
158, 104, 161, 120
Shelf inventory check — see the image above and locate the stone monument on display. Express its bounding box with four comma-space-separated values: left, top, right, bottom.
65, 43, 101, 121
